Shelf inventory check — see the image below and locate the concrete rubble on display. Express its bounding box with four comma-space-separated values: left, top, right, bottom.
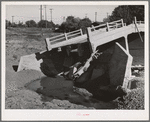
16, 40, 133, 103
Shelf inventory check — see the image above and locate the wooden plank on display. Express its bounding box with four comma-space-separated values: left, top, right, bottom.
106, 22, 109, 31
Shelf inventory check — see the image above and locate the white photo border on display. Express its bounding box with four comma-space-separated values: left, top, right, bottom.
1, 1, 149, 121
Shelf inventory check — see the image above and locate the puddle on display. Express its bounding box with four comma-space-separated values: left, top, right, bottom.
25, 79, 42, 91
25, 76, 117, 109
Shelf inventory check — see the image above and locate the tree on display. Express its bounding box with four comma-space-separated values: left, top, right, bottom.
37, 20, 55, 28
79, 18, 92, 34
129, 5, 144, 21
59, 16, 81, 32
59, 22, 68, 32
17, 21, 24, 27
103, 16, 110, 23
47, 21, 55, 29
25, 20, 37, 27
65, 16, 81, 32
55, 24, 60, 28
6, 20, 11, 29
59, 16, 92, 33
109, 5, 144, 25
92, 21, 105, 26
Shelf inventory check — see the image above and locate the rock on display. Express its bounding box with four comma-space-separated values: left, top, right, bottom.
5, 89, 43, 109
17, 54, 43, 72
40, 59, 58, 77
117, 88, 144, 109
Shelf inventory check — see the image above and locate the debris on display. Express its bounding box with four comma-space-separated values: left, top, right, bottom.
73, 50, 102, 80
131, 65, 144, 72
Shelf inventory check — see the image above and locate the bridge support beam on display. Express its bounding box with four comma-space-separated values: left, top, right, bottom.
124, 35, 129, 53
87, 27, 95, 53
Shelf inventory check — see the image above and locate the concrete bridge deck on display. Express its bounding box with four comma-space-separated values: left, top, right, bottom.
45, 18, 144, 52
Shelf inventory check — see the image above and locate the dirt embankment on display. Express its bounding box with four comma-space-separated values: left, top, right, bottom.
5, 28, 145, 109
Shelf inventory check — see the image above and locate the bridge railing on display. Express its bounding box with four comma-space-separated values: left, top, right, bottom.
136, 21, 144, 24
134, 16, 144, 25
66, 29, 83, 40
49, 29, 83, 44
45, 28, 83, 50
89, 19, 125, 36
107, 19, 125, 30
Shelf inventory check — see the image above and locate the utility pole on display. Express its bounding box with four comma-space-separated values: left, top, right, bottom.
63, 16, 65, 22
40, 5, 43, 35
107, 12, 109, 18
85, 13, 87, 18
49, 8, 53, 22
44, 5, 47, 28
40, 5, 42, 21
95, 12, 97, 22
12, 16, 14, 24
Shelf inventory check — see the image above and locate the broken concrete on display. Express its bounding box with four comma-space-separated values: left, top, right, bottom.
73, 42, 132, 101
109, 42, 133, 88
17, 51, 58, 77
17, 54, 43, 72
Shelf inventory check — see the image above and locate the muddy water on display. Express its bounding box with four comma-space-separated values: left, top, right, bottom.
25, 76, 117, 109
25, 78, 42, 91
26, 76, 74, 98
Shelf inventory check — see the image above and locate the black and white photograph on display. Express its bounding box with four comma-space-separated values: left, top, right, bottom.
1, 1, 149, 121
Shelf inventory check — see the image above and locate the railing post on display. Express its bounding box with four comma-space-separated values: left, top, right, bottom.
92, 25, 95, 31
45, 38, 52, 51
106, 22, 109, 31
124, 35, 129, 53
64, 33, 68, 40
121, 19, 124, 27
134, 16, 137, 24
115, 23, 118, 28
80, 28, 83, 35
86, 27, 95, 53
132, 21, 134, 24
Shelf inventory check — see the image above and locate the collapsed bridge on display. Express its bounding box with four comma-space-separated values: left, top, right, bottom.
17, 17, 144, 101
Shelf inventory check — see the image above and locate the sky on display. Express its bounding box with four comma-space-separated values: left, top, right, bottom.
6, 4, 118, 25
